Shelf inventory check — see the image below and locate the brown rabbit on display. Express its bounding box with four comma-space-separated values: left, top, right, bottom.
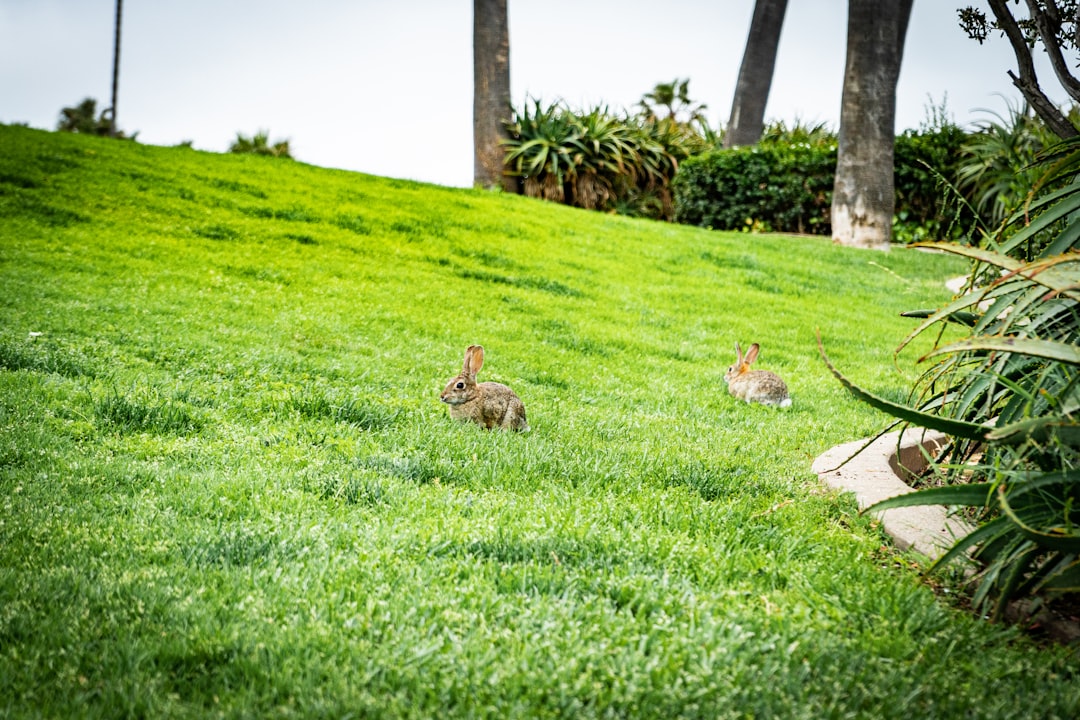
440, 345, 530, 431
724, 342, 792, 407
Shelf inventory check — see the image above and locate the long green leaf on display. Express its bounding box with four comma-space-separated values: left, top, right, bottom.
928, 516, 1012, 572
998, 187, 1080, 256
818, 334, 989, 441
865, 482, 997, 513
1000, 290, 1074, 339
912, 242, 1080, 303
1037, 560, 1080, 592
895, 292, 988, 356
971, 286, 1029, 336
1022, 298, 1080, 338
997, 469, 1080, 491
1017, 551, 1077, 596
924, 336, 1080, 366
995, 256, 1080, 303
900, 309, 979, 327
987, 416, 1080, 446
911, 241, 1023, 272
997, 485, 1080, 553
1042, 217, 1080, 256
990, 546, 1043, 620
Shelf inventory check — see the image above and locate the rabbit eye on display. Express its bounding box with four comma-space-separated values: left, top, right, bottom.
455, 382, 465, 389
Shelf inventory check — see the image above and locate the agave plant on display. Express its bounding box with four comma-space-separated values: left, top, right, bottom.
229, 130, 292, 159
502, 99, 585, 204
503, 85, 718, 219
628, 82, 715, 222
758, 118, 837, 148
956, 100, 1055, 230
569, 106, 640, 211
821, 137, 1080, 620
57, 97, 135, 139
626, 118, 703, 220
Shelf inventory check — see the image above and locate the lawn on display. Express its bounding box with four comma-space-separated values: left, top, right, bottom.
1, 123, 1076, 718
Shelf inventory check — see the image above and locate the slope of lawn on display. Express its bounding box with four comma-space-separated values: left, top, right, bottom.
1, 124, 1076, 718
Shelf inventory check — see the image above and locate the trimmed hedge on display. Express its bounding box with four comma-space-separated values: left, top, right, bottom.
672, 127, 971, 241
892, 124, 973, 242
672, 143, 835, 234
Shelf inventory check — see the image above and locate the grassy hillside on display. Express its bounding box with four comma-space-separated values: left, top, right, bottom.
1, 124, 1076, 718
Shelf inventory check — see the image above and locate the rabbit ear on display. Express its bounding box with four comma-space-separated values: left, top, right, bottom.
744, 343, 760, 365
734, 342, 743, 365
463, 345, 485, 377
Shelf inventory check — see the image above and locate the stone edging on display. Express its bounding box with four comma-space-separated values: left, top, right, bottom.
811, 427, 973, 560
813, 429, 1080, 644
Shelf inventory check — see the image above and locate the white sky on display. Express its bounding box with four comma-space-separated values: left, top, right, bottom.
0, 1, 1068, 188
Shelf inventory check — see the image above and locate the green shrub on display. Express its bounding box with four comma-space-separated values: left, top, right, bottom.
893, 124, 974, 243
824, 137, 1080, 618
672, 142, 836, 234
56, 97, 136, 139
229, 130, 292, 159
502, 94, 711, 221
956, 101, 1059, 230
758, 118, 835, 146
674, 123, 973, 242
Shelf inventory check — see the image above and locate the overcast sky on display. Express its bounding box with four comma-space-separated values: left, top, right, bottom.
1, 1, 1067, 188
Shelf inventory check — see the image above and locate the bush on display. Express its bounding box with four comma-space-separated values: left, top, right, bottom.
57, 97, 136, 139
672, 142, 835, 234
824, 137, 1080, 619
956, 101, 1080, 243
673, 123, 972, 241
229, 130, 292, 159
501, 92, 713, 221
893, 124, 974, 243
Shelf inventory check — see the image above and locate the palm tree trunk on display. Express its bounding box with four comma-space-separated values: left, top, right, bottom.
831, 0, 913, 249
473, 0, 513, 190
724, 0, 788, 148
110, 0, 123, 137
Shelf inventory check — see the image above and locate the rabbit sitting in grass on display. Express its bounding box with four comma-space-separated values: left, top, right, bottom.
440, 344, 530, 431
724, 342, 791, 408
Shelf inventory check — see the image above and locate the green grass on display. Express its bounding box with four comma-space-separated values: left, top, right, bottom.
0, 124, 1076, 719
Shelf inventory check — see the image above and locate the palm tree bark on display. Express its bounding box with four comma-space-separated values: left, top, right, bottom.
109, 0, 123, 137
724, 0, 788, 148
473, 0, 513, 190
831, 0, 913, 249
